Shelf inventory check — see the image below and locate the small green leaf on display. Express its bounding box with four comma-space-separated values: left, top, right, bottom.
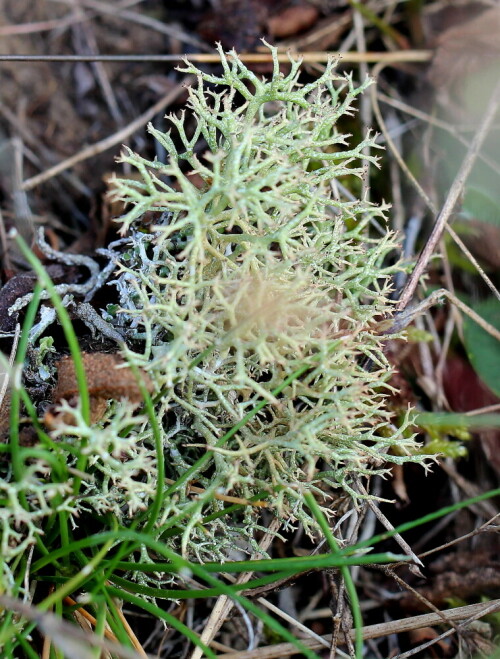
462, 185, 500, 227
462, 298, 500, 397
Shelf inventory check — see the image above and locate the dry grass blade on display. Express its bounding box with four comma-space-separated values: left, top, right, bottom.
394, 599, 500, 659
0, 595, 154, 659
371, 65, 500, 310
63, 597, 118, 642
2, 5, 499, 654
0, 12, 88, 35
70, 1, 123, 124
445, 225, 500, 303
60, 0, 210, 50
383, 567, 461, 635
0, 323, 20, 414
377, 91, 500, 176
213, 600, 500, 659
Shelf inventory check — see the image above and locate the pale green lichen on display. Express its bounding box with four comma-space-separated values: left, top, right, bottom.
101, 43, 426, 553
1, 44, 429, 589
0, 462, 75, 592
51, 401, 158, 517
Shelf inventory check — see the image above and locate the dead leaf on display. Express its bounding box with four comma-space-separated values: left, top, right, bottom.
443, 356, 500, 475
0, 265, 68, 332
428, 7, 500, 113
267, 4, 319, 39
45, 352, 153, 427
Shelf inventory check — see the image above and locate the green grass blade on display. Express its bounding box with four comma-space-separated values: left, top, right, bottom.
14, 232, 90, 429
9, 285, 42, 481
304, 491, 364, 659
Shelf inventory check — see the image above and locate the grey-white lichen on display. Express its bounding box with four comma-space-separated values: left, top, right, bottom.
1, 44, 429, 585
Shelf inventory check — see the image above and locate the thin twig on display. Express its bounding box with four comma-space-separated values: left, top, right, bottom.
446, 225, 500, 303
372, 66, 500, 308
383, 567, 461, 635
378, 91, 500, 176
371, 63, 436, 209
387, 110, 405, 235
438, 461, 498, 519
0, 50, 432, 64
70, 0, 123, 124
257, 598, 340, 655
214, 600, 500, 659
385, 289, 500, 344
394, 600, 500, 659
418, 514, 500, 559
354, 478, 423, 567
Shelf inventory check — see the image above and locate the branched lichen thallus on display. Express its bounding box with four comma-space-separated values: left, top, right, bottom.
102, 42, 429, 557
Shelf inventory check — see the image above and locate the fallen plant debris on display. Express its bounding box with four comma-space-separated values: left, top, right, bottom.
427, 5, 500, 110
44, 352, 153, 427
0, 43, 433, 654
0, 265, 68, 332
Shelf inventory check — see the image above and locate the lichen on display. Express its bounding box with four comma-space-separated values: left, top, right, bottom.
1, 44, 429, 588
100, 43, 426, 553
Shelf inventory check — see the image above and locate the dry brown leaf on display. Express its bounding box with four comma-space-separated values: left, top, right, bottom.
428, 6, 500, 111
408, 626, 453, 655
443, 356, 500, 475
45, 352, 153, 427
267, 4, 319, 39
53, 352, 153, 402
